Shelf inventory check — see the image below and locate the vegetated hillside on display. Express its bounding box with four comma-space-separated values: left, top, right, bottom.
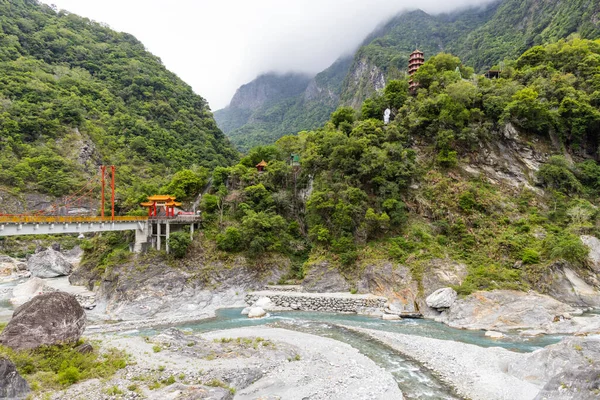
213, 72, 312, 144
217, 0, 600, 149
0, 0, 237, 213
343, 0, 600, 107
214, 59, 352, 152
194, 38, 600, 296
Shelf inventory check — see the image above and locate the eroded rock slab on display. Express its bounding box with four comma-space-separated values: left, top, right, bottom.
302, 261, 350, 293
436, 290, 575, 332
509, 336, 600, 385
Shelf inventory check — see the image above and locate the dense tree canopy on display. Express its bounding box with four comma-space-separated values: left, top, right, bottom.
0, 0, 237, 207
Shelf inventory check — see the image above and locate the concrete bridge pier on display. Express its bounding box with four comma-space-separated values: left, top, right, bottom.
133, 222, 150, 253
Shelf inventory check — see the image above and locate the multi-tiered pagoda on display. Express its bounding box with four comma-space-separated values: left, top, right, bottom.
408, 49, 424, 91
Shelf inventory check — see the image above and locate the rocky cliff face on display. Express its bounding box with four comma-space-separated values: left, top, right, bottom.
229, 73, 312, 111
214, 60, 352, 150
340, 57, 387, 109
214, 73, 313, 135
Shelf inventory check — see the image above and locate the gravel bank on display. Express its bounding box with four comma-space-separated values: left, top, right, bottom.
48, 326, 403, 400
346, 326, 540, 400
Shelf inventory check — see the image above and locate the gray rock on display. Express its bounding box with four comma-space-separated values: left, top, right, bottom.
381, 314, 401, 321
484, 330, 504, 339
254, 297, 273, 307
534, 367, 600, 400
302, 261, 350, 293
581, 235, 600, 274
509, 336, 600, 385
241, 307, 251, 315
425, 288, 457, 309
0, 358, 30, 399
74, 342, 94, 354
247, 307, 266, 318
533, 261, 600, 308
27, 248, 73, 278
357, 262, 420, 314
437, 290, 575, 332
0, 292, 86, 350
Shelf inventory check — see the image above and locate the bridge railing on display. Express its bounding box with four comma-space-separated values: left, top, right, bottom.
0, 216, 148, 224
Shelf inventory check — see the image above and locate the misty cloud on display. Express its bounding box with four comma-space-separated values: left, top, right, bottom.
42, 0, 498, 110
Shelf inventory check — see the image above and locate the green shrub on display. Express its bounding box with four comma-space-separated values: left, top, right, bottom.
216, 227, 242, 252
543, 233, 589, 266
168, 231, 192, 258
537, 156, 583, 194
0, 343, 127, 392
458, 191, 477, 212
521, 248, 540, 264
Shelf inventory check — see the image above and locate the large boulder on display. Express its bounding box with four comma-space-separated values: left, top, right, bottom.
247, 307, 266, 318
436, 290, 575, 332
27, 248, 73, 278
0, 358, 30, 399
0, 292, 86, 350
426, 287, 457, 309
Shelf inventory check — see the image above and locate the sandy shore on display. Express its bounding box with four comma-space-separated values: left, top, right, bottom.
346, 326, 541, 400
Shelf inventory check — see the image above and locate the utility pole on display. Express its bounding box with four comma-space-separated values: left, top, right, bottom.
111, 165, 115, 221
100, 165, 106, 219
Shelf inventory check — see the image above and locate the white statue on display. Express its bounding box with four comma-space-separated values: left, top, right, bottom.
384, 108, 391, 124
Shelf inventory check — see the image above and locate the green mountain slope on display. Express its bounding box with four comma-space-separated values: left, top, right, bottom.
203, 37, 600, 294
214, 57, 352, 151
217, 0, 600, 149
0, 0, 237, 211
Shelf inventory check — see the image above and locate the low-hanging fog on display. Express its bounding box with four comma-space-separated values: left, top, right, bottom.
41, 0, 498, 110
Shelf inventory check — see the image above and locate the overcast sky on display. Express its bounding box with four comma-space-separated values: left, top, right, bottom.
40, 0, 496, 110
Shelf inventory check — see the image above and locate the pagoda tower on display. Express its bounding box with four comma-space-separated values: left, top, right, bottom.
408, 49, 424, 91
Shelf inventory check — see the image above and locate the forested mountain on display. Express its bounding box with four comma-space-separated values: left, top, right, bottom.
202, 37, 600, 294
0, 0, 237, 212
217, 0, 600, 150
214, 58, 352, 152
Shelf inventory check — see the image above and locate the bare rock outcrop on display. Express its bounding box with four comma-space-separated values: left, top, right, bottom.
357, 259, 466, 316
27, 248, 73, 278
0, 292, 86, 350
534, 261, 600, 308
95, 257, 285, 321
581, 235, 600, 274
436, 290, 576, 332
357, 262, 419, 314
509, 336, 600, 385
302, 261, 350, 293
534, 367, 600, 400
0, 358, 30, 399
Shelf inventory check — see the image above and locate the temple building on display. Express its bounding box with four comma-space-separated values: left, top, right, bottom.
256, 160, 268, 172
140, 195, 182, 217
408, 49, 425, 91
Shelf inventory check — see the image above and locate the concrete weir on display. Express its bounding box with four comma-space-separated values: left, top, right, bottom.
246, 290, 388, 313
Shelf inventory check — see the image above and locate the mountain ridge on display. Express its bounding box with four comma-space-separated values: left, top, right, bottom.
216, 0, 600, 150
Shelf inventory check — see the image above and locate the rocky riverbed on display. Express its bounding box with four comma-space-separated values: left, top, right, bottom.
348, 326, 600, 400
47, 327, 403, 400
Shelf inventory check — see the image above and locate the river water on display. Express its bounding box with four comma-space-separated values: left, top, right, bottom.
128, 308, 563, 400
0, 279, 566, 400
